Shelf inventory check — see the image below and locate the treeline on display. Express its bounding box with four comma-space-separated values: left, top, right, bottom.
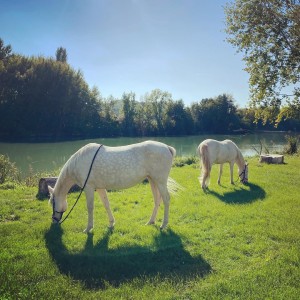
0, 39, 299, 141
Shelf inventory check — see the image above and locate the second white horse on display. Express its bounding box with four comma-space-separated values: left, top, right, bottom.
197, 139, 248, 190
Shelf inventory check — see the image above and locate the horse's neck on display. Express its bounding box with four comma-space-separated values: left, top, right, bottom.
55, 166, 74, 197
235, 150, 245, 171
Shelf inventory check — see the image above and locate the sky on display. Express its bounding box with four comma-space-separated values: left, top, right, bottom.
0, 0, 250, 107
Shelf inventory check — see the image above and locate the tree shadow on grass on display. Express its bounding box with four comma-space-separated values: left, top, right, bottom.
45, 226, 211, 289
209, 183, 266, 204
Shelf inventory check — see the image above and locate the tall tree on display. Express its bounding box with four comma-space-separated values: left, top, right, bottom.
99, 96, 120, 137
121, 92, 137, 136
143, 89, 172, 135
0, 38, 12, 60
55, 47, 67, 63
190, 94, 240, 134
164, 100, 193, 135
0, 50, 102, 140
225, 0, 300, 123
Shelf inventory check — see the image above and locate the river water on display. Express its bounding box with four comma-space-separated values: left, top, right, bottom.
0, 132, 289, 175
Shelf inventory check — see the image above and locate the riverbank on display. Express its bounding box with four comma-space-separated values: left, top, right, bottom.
1, 156, 299, 299
0, 132, 293, 176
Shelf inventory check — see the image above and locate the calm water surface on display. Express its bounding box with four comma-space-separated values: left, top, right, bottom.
0, 132, 289, 175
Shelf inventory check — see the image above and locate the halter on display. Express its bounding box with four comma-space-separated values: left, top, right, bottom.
52, 198, 65, 222
51, 144, 103, 224
239, 164, 248, 184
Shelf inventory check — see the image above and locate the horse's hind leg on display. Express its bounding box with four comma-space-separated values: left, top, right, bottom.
97, 189, 115, 228
200, 168, 210, 190
147, 178, 162, 225
156, 182, 170, 229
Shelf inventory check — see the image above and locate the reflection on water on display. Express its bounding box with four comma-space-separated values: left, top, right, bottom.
0, 132, 289, 175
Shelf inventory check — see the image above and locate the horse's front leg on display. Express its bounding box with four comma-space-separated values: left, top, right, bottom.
97, 188, 115, 228
84, 187, 95, 233
230, 162, 235, 184
218, 164, 223, 185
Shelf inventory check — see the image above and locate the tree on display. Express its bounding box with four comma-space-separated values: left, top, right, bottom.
190, 94, 240, 134
0, 44, 102, 140
121, 92, 137, 136
0, 38, 12, 60
143, 89, 173, 135
55, 47, 67, 63
99, 96, 120, 137
164, 100, 193, 135
225, 0, 300, 123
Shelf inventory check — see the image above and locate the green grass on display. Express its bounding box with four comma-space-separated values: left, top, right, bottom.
1, 156, 300, 299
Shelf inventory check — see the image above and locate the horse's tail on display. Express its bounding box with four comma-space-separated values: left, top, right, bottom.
167, 145, 176, 160
198, 143, 211, 186
166, 145, 183, 194
167, 177, 184, 195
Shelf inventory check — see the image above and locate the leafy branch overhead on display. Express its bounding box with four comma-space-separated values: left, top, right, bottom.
225, 0, 300, 123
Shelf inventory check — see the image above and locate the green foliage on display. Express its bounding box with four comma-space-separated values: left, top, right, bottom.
225, 0, 300, 124
55, 47, 67, 63
284, 135, 299, 154
1, 38, 300, 141
0, 39, 102, 140
0, 38, 12, 60
190, 94, 240, 134
121, 92, 137, 136
0, 154, 18, 184
173, 155, 199, 167
0, 156, 300, 299
0, 181, 18, 190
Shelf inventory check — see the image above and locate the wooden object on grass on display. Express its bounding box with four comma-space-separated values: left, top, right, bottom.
259, 154, 284, 164
37, 177, 80, 199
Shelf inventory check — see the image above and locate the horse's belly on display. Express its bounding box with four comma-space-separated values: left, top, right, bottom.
92, 162, 147, 189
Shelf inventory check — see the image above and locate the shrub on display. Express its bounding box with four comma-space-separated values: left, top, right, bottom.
0, 154, 19, 184
284, 135, 298, 155
173, 156, 199, 167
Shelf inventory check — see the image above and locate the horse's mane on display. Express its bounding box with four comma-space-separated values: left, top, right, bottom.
54, 154, 75, 194
236, 147, 245, 167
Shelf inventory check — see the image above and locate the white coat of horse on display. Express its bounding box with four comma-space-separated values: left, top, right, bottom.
197, 139, 248, 190
48, 141, 177, 231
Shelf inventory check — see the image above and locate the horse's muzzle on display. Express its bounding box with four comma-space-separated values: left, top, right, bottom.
52, 212, 63, 223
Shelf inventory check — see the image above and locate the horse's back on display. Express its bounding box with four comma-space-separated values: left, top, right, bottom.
198, 139, 238, 164
199, 139, 237, 151
102, 140, 175, 160
70, 141, 175, 189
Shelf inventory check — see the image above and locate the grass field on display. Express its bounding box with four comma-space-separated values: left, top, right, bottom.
0, 156, 300, 299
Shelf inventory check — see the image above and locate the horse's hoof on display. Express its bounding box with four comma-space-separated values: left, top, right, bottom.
83, 227, 93, 233
108, 221, 115, 229
108, 226, 114, 231
160, 223, 168, 230
146, 221, 155, 225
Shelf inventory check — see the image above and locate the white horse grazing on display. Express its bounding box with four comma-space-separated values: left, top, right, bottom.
197, 139, 248, 190
48, 141, 177, 231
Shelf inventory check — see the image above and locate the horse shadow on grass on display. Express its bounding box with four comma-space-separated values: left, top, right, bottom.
208, 183, 266, 204
45, 226, 211, 289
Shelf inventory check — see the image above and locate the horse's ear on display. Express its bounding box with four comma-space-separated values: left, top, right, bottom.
48, 185, 54, 195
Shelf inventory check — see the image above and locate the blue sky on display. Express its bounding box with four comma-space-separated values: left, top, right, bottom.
1, 0, 250, 107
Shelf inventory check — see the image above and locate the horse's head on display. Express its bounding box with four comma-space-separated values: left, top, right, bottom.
239, 162, 248, 184
48, 186, 67, 223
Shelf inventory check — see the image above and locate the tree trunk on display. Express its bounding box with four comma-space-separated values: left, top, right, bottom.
259, 154, 284, 164
37, 177, 80, 199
